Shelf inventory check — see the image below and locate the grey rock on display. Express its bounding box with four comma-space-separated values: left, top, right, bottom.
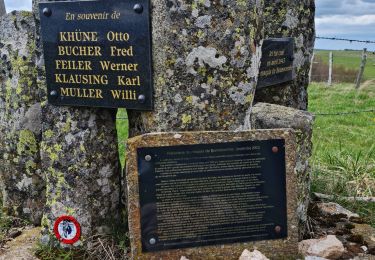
128, 0, 265, 136
251, 102, 314, 238
255, 0, 315, 110
0, 0, 5, 16
300, 239, 318, 255
317, 202, 359, 219
351, 224, 375, 254
0, 11, 45, 224
306, 235, 345, 259
8, 229, 22, 239
239, 249, 270, 260
304, 257, 328, 260
20, 103, 42, 135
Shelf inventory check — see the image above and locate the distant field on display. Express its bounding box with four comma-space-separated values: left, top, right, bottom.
314, 50, 375, 80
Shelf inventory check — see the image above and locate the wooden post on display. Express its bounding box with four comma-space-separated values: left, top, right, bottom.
355, 48, 367, 89
309, 52, 315, 84
328, 51, 333, 86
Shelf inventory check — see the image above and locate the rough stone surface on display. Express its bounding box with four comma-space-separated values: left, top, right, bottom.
0, 0, 5, 16
254, 0, 315, 110
307, 200, 375, 259
300, 235, 345, 259
351, 224, 375, 254
251, 102, 314, 238
128, 0, 265, 136
0, 11, 45, 224
126, 130, 299, 259
32, 0, 122, 246
299, 239, 318, 255
38, 107, 122, 246
317, 202, 360, 219
239, 249, 270, 260
304, 257, 328, 260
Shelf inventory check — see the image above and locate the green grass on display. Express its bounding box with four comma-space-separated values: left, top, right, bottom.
309, 82, 375, 162
116, 108, 128, 169
34, 244, 85, 260
308, 82, 375, 226
315, 50, 375, 80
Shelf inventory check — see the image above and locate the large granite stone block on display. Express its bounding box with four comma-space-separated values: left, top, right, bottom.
128, 0, 265, 136
0, 11, 45, 224
0, 0, 5, 17
251, 102, 314, 238
32, 0, 122, 245
255, 0, 315, 110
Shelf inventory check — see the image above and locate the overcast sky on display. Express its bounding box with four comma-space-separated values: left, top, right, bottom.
4, 0, 375, 51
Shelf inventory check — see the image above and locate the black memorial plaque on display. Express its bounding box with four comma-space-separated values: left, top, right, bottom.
39, 0, 153, 110
137, 139, 288, 252
257, 38, 295, 89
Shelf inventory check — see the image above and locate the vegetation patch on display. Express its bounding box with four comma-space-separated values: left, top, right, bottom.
309, 82, 375, 227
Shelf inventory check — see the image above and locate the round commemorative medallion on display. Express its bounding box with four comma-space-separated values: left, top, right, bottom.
53, 216, 81, 244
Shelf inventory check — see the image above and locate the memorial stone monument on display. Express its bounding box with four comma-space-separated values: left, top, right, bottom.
0, 0, 7, 16
0, 0, 5, 17
0, 0, 315, 256
0, 11, 45, 224
32, 0, 122, 245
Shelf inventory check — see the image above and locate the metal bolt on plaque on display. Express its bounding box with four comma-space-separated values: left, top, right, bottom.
272, 146, 279, 153
149, 238, 156, 245
43, 7, 52, 17
138, 95, 146, 103
275, 226, 282, 234
145, 155, 152, 161
50, 90, 58, 98
133, 3, 143, 13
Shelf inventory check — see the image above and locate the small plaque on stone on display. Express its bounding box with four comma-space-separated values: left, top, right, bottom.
39, 0, 153, 110
126, 130, 299, 259
257, 38, 295, 89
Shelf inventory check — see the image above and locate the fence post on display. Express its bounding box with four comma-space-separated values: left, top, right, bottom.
355, 48, 367, 89
309, 52, 315, 84
328, 51, 333, 86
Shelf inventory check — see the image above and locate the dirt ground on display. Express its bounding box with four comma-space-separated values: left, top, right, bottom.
0, 227, 40, 260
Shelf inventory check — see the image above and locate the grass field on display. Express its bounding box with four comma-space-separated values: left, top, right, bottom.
315, 50, 375, 80
308, 82, 375, 225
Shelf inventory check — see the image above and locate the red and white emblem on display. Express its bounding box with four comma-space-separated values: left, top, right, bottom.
53, 216, 81, 244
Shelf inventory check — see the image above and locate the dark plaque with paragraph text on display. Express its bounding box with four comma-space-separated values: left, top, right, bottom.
257, 38, 295, 89
137, 139, 288, 252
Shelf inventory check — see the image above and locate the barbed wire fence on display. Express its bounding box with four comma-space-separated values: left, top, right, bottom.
309, 36, 375, 120
311, 36, 375, 88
